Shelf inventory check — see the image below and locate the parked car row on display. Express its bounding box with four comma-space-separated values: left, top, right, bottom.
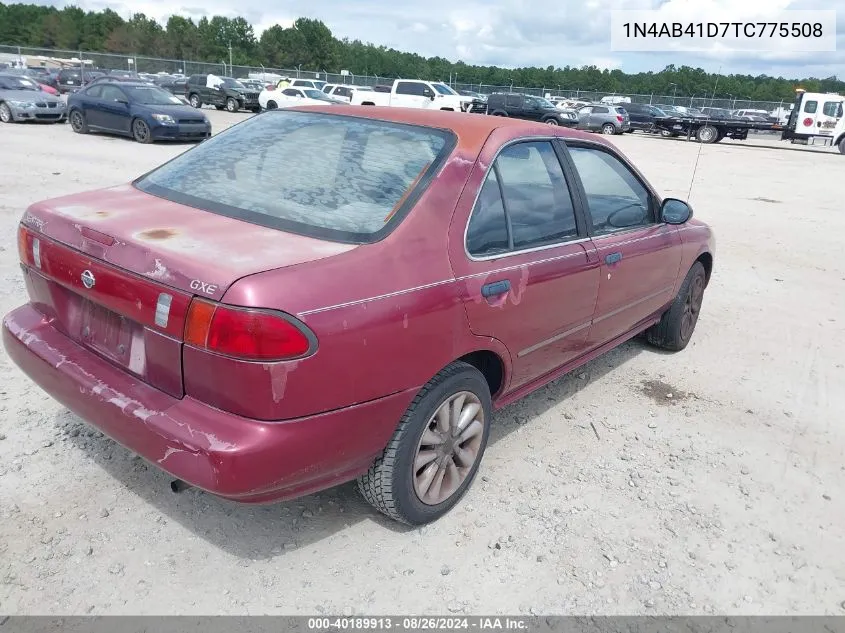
0, 72, 66, 123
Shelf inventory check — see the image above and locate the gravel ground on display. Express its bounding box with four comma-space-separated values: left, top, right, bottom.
0, 111, 843, 616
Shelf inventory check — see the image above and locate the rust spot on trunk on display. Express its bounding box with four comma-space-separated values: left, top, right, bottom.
139, 228, 177, 240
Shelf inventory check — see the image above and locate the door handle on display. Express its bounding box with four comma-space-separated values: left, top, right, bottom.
481, 280, 511, 298
605, 252, 623, 265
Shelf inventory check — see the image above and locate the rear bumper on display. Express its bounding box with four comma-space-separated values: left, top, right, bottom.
2, 303, 413, 503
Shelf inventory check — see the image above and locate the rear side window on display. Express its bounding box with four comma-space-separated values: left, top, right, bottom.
135, 111, 455, 244
804, 100, 818, 113
822, 101, 841, 117
505, 94, 522, 108
466, 141, 579, 256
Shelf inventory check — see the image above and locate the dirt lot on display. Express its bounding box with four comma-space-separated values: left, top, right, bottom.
0, 111, 843, 616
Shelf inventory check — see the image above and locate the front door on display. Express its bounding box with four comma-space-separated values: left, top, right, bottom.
562, 141, 683, 349
448, 137, 600, 391
97, 84, 131, 133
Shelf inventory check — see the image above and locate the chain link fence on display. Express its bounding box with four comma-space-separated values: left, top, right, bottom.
1, 44, 788, 113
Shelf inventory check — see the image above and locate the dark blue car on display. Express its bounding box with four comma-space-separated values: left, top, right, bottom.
67, 81, 211, 143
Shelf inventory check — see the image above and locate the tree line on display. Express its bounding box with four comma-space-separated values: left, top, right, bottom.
0, 2, 842, 101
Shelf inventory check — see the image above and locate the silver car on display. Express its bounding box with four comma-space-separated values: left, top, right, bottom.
575, 104, 631, 135
0, 73, 67, 124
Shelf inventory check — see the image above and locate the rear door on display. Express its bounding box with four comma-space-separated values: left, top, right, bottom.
818, 99, 843, 137
576, 106, 593, 130
448, 137, 599, 391
561, 140, 683, 349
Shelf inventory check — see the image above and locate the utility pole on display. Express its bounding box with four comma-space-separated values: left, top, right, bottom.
228, 40, 233, 76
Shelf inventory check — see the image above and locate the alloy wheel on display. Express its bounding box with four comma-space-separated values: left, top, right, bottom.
413, 391, 485, 505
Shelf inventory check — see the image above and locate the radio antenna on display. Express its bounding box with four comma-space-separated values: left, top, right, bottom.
686, 66, 721, 202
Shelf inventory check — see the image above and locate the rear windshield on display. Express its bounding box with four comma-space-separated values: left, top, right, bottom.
134, 110, 455, 244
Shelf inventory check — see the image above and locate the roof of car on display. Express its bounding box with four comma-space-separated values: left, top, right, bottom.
289, 104, 610, 151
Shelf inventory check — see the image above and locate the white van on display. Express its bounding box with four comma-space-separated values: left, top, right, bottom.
781, 90, 844, 143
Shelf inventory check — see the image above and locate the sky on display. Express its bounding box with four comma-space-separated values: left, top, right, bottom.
38, 0, 845, 78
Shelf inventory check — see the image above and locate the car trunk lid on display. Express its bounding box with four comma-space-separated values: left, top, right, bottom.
18, 184, 356, 397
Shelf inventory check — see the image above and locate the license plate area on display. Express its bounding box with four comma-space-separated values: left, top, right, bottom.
80, 300, 141, 371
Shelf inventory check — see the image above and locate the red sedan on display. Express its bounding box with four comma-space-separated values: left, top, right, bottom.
3, 105, 714, 526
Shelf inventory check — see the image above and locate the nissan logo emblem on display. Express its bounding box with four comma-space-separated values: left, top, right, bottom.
80, 269, 96, 289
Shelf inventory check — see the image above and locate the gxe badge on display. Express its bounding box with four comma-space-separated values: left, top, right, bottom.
80, 269, 96, 289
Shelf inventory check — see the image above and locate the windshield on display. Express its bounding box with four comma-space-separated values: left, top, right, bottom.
124, 85, 184, 105
432, 83, 457, 95
303, 89, 333, 100
0, 75, 39, 90
222, 78, 246, 89
135, 111, 454, 243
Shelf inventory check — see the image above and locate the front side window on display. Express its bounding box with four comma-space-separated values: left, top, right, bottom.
99, 85, 126, 102
568, 146, 653, 234
466, 141, 579, 256
135, 110, 454, 243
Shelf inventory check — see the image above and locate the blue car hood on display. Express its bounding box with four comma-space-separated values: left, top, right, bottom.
136, 103, 206, 119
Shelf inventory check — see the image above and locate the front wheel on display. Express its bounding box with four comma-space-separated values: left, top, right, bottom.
251, 106, 261, 113
646, 261, 707, 351
69, 109, 88, 133
0, 102, 13, 123
132, 118, 153, 144
358, 361, 492, 526
226, 97, 239, 112
602, 122, 617, 135
189, 94, 201, 108
266, 100, 278, 110
544, 118, 559, 126
838, 137, 845, 155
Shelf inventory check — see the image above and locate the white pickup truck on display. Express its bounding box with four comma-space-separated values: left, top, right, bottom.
349, 79, 485, 113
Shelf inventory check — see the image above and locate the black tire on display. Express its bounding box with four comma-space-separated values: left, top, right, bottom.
0, 102, 13, 123
215, 105, 224, 110
266, 100, 278, 110
491, 110, 508, 117
358, 361, 492, 526
544, 117, 559, 126
646, 261, 707, 352
131, 118, 153, 144
602, 122, 617, 135
226, 97, 239, 112
251, 106, 261, 113
838, 137, 845, 155
696, 125, 718, 143
189, 94, 201, 108
69, 109, 88, 134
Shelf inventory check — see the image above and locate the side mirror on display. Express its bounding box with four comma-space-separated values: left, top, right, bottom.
660, 198, 692, 224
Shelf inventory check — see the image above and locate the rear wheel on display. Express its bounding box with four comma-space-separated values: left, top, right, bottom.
696, 125, 719, 143
226, 97, 239, 112
646, 262, 707, 351
0, 102, 12, 123
69, 109, 88, 133
358, 361, 492, 526
132, 118, 152, 144
602, 122, 617, 135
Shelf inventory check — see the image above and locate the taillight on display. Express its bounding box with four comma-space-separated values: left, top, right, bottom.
17, 225, 41, 269
616, 115, 624, 123
184, 297, 315, 361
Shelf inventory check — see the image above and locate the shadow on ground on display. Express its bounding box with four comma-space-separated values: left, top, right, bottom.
59, 337, 650, 558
